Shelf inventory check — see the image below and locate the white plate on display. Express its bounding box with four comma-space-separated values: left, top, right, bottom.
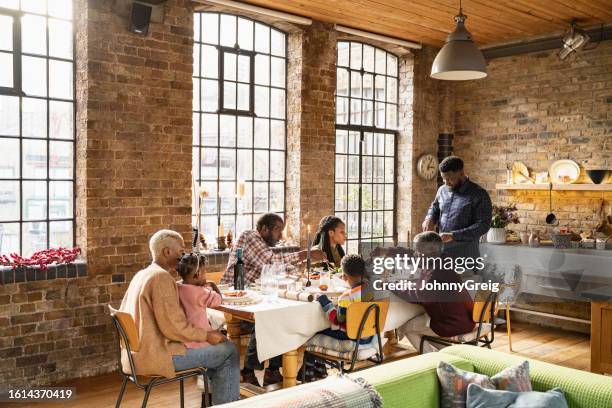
549, 160, 580, 184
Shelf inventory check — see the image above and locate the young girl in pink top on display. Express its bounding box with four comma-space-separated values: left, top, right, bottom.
176, 253, 222, 348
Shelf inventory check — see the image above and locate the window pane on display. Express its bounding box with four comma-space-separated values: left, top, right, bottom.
194, 13, 200, 42
363, 45, 374, 72
387, 54, 398, 76
49, 181, 72, 219
50, 141, 73, 179
373, 184, 384, 209
238, 18, 253, 50
385, 186, 394, 210
253, 150, 269, 180
50, 220, 72, 248
375, 48, 386, 74
49, 19, 73, 59
0, 52, 13, 88
362, 100, 373, 126
21, 14, 46, 55
22, 139, 47, 179
202, 13, 218, 44
220, 15, 236, 47
254, 54, 269, 85
270, 57, 284, 88
223, 53, 236, 81
193, 112, 199, 145
22, 221, 47, 256
49, 60, 73, 100
0, 138, 19, 178
200, 148, 217, 179
22, 97, 46, 138
384, 211, 394, 237
348, 131, 359, 154
201, 113, 217, 146
0, 0, 19, 10
335, 184, 347, 211
0, 223, 19, 255
219, 148, 235, 180
349, 99, 361, 125
254, 118, 268, 148
193, 78, 200, 111
361, 211, 371, 237
219, 182, 235, 213
23, 181, 46, 220
219, 114, 236, 147
350, 42, 361, 69
270, 88, 284, 119
337, 68, 348, 96
270, 151, 284, 181
270, 182, 283, 212
385, 157, 394, 183
348, 157, 359, 183
0, 15, 13, 51
385, 133, 394, 156
255, 23, 269, 53
350, 71, 361, 97
386, 104, 397, 130
375, 75, 386, 101
336, 129, 347, 154
0, 181, 19, 221
387, 77, 397, 103
237, 149, 252, 180
254, 86, 269, 117
237, 55, 250, 83
375, 102, 385, 127
49, 101, 73, 140
270, 120, 284, 150
336, 96, 348, 125
271, 29, 285, 57
335, 155, 347, 182
201, 79, 218, 111
201, 45, 218, 78
253, 182, 268, 212
223, 81, 236, 109
237, 116, 252, 147
238, 183, 252, 212
22, 56, 47, 97
337, 42, 349, 67
48, 0, 72, 19
362, 156, 372, 182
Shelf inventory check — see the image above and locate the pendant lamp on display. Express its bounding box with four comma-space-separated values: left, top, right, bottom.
431, 1, 487, 80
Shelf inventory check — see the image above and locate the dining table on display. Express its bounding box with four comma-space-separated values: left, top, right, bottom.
215, 291, 423, 388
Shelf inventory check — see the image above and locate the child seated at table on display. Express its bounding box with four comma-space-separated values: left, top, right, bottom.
301, 254, 374, 381
176, 253, 223, 349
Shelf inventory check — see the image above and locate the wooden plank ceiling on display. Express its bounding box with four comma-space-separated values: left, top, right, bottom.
239, 0, 612, 47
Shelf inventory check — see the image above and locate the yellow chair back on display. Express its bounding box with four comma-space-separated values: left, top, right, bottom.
346, 301, 389, 340
108, 305, 140, 352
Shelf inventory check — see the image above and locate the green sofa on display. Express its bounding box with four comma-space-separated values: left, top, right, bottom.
350, 345, 612, 408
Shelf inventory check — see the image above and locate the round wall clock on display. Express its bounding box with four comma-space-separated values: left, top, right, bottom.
417, 154, 439, 180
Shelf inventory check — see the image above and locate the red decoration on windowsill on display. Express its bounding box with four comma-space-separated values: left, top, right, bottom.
0, 247, 81, 270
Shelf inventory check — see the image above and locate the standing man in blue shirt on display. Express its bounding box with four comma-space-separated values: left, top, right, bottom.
422, 156, 492, 260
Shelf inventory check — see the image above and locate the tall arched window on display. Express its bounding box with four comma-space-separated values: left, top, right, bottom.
334, 41, 398, 252
193, 13, 286, 241
0, 0, 75, 256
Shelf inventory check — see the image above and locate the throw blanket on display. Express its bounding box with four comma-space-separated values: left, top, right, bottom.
217, 375, 382, 408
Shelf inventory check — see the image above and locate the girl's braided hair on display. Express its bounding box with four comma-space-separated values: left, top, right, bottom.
176, 253, 208, 280
312, 215, 346, 266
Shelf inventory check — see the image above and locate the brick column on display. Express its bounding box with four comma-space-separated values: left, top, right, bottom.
286, 22, 337, 245
396, 46, 454, 241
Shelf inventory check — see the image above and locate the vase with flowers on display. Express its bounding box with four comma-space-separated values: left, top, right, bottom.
487, 205, 519, 244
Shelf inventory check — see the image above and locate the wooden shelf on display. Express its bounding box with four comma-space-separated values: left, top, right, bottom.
496, 183, 612, 191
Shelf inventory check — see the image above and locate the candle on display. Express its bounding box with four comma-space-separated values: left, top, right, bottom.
237, 180, 245, 198
219, 223, 224, 237
306, 224, 311, 271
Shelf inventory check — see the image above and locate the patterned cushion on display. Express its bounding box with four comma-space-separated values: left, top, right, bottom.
306, 334, 388, 361
437, 360, 495, 408
445, 323, 492, 343
491, 360, 532, 392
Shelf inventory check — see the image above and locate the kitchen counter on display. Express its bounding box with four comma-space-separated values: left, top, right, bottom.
480, 243, 612, 301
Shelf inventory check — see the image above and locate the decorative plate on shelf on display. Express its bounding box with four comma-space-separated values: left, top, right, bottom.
549, 160, 580, 184
512, 162, 532, 183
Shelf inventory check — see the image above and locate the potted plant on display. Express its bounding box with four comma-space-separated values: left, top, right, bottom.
487, 205, 519, 244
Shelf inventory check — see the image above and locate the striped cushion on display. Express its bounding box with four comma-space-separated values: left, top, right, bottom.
306, 334, 387, 361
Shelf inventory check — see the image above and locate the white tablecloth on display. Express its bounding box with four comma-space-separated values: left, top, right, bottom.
221, 293, 423, 362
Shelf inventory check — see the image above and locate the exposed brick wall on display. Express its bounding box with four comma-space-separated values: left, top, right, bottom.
1, 0, 194, 389
454, 41, 612, 235
397, 46, 454, 241
286, 22, 338, 246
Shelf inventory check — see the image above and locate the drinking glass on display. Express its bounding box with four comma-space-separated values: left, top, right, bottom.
260, 264, 278, 301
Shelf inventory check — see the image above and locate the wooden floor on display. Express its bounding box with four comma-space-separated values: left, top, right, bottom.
3, 323, 591, 408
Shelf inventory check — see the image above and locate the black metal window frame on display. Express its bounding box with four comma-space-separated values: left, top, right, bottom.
0, 4, 76, 257
193, 12, 287, 241
334, 41, 399, 252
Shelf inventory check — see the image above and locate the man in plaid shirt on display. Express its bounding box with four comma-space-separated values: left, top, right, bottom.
222, 213, 326, 386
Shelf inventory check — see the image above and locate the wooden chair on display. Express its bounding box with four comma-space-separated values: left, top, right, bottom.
108, 305, 210, 408
419, 290, 499, 354
303, 301, 389, 377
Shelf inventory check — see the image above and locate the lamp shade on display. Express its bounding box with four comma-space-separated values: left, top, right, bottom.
431, 13, 487, 80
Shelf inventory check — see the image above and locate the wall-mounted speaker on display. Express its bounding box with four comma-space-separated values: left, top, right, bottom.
129, 2, 153, 35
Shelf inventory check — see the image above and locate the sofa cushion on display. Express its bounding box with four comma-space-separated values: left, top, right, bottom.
441, 345, 612, 408
491, 360, 532, 392
306, 334, 388, 361
437, 360, 495, 408
467, 384, 568, 408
